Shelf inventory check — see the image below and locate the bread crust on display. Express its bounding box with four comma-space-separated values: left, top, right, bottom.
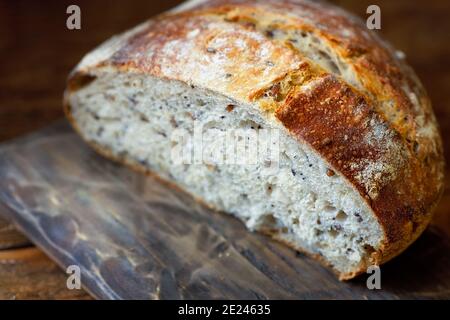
64, 0, 445, 279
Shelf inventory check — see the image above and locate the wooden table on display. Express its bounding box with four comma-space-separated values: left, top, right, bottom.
0, 0, 449, 299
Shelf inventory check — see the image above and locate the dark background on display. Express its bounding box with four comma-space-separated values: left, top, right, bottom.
0, 0, 449, 299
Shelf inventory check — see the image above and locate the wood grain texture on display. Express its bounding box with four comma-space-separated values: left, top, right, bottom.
0, 201, 30, 246
0, 205, 84, 299
0, 122, 449, 299
0, 247, 91, 300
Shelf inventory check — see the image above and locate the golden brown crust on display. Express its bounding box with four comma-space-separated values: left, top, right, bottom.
65, 0, 445, 278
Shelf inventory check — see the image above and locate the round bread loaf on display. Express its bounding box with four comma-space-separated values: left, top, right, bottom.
64, 0, 445, 279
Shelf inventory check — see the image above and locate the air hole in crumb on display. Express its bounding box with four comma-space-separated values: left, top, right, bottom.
266, 184, 274, 195
336, 210, 348, 222
239, 120, 262, 129
354, 212, 363, 223
314, 229, 323, 236
140, 114, 149, 122
317, 50, 340, 74
260, 213, 277, 230
157, 131, 167, 138
170, 116, 178, 128
324, 202, 336, 213
329, 229, 339, 238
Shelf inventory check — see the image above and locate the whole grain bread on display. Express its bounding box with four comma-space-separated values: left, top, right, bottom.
64, 0, 445, 280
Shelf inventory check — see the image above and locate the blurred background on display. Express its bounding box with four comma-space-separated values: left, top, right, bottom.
0, 0, 449, 299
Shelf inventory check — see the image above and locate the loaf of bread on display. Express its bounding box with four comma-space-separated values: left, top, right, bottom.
64, 0, 445, 280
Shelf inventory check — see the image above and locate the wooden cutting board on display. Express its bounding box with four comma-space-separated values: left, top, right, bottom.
0, 121, 449, 299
